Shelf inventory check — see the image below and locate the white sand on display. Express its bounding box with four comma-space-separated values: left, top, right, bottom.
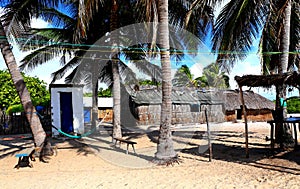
1, 122, 299, 188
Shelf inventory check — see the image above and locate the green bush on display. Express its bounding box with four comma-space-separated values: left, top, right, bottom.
0, 70, 50, 113
287, 97, 300, 113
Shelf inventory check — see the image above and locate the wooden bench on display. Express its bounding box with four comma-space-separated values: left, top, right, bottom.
14, 147, 36, 169
113, 137, 137, 154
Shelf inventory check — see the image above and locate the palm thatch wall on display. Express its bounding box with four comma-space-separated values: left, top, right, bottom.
127, 87, 225, 126
120, 86, 274, 127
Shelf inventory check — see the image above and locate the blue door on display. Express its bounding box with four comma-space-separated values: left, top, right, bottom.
60, 92, 74, 133
84, 108, 91, 123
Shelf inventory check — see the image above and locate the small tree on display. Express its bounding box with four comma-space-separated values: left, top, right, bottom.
0, 70, 50, 113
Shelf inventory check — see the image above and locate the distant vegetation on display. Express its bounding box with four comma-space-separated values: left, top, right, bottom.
84, 87, 112, 97
287, 97, 300, 113
139, 79, 161, 86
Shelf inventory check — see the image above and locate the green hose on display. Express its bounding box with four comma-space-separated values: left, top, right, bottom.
51, 125, 82, 139
51, 113, 109, 139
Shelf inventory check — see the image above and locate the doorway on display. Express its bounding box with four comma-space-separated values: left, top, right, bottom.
60, 92, 74, 133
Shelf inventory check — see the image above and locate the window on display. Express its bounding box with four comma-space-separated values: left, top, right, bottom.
191, 104, 200, 112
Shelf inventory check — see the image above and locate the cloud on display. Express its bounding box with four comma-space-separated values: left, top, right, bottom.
190, 63, 203, 78
31, 18, 50, 28
229, 54, 261, 89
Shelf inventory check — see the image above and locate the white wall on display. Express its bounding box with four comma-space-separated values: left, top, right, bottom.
51, 85, 84, 136
72, 87, 84, 134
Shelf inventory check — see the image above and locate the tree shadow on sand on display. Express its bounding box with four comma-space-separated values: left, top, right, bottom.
0, 134, 100, 161
181, 138, 300, 175
65, 126, 300, 172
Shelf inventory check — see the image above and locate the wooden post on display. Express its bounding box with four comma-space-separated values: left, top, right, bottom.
293, 123, 298, 147
270, 121, 275, 150
239, 86, 249, 158
205, 108, 212, 162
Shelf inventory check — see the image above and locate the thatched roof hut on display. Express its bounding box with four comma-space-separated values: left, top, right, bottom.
233, 71, 300, 157
218, 90, 275, 111
216, 90, 275, 122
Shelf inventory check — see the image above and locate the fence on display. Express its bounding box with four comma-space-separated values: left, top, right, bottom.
0, 106, 52, 135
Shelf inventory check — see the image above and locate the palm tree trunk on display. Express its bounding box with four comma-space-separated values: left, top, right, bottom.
279, 0, 291, 74
91, 74, 98, 130
275, 0, 292, 146
110, 0, 122, 141
155, 0, 176, 160
0, 21, 46, 148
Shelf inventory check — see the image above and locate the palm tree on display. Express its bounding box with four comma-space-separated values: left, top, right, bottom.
258, 2, 297, 145
202, 63, 229, 89
155, 0, 177, 161
134, 0, 225, 161
172, 65, 195, 87
212, 0, 299, 75
173, 63, 229, 89
109, 0, 122, 140
172, 64, 202, 87
0, 1, 55, 154
212, 0, 299, 145
18, 1, 150, 140
0, 23, 46, 147
275, 0, 292, 144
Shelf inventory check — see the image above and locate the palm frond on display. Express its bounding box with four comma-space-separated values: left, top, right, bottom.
74, 0, 105, 42
172, 66, 193, 87
51, 55, 82, 83
134, 0, 158, 23
133, 59, 162, 81
19, 28, 71, 51
259, 2, 282, 74
64, 66, 78, 84
39, 7, 75, 28
1, 0, 62, 40
98, 61, 113, 87
19, 44, 65, 71
169, 0, 215, 41
212, 0, 267, 71
119, 60, 139, 86
259, 1, 300, 74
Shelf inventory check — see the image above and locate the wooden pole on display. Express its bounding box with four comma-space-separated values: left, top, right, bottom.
239, 86, 249, 158
205, 108, 212, 162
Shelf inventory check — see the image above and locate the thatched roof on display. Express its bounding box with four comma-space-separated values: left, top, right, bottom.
217, 90, 275, 111
131, 88, 197, 104
194, 90, 223, 105
130, 88, 222, 105
235, 72, 300, 88
130, 87, 274, 110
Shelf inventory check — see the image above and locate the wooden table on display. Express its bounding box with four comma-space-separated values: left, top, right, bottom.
267, 117, 300, 149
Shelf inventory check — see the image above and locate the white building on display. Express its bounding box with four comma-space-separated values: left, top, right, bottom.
50, 84, 84, 136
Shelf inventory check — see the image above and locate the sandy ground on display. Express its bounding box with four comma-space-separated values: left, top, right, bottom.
1, 122, 300, 189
